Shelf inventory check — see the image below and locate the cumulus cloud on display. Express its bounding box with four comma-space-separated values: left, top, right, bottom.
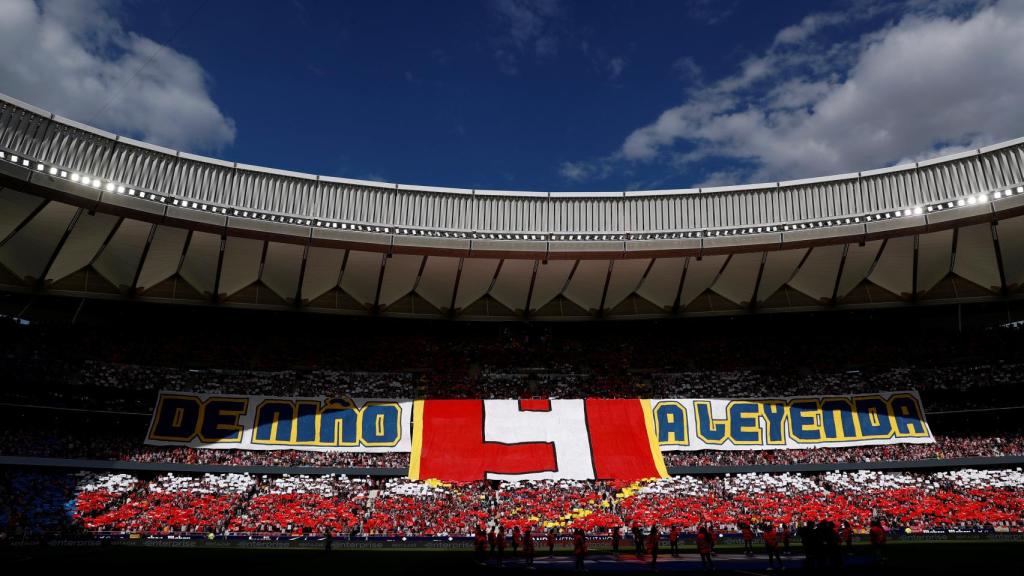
0, 0, 235, 152
619, 0, 1024, 184
564, 0, 1024, 187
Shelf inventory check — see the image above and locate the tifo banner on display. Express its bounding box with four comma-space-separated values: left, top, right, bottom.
651, 391, 933, 451
409, 399, 669, 482
145, 391, 412, 453
146, 391, 933, 479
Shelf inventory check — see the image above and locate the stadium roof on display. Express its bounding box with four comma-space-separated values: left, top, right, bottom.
0, 92, 1023, 320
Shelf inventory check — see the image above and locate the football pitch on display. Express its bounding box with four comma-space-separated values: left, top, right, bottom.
1, 540, 1019, 573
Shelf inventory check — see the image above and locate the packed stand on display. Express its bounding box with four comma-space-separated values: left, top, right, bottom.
3, 468, 1023, 538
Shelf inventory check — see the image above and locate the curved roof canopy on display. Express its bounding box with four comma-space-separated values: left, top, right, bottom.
0, 92, 1022, 319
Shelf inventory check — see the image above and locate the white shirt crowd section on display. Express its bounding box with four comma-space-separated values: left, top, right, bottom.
632, 468, 1024, 497
146, 473, 258, 495
258, 474, 370, 497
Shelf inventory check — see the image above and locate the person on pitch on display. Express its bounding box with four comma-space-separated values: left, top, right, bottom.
497, 524, 507, 567
764, 522, 782, 571
869, 519, 887, 565
573, 528, 587, 572
696, 526, 714, 571
647, 524, 660, 570
632, 521, 645, 558
523, 526, 535, 567
741, 521, 754, 556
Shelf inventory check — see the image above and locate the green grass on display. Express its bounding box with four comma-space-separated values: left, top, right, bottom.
1, 539, 1021, 573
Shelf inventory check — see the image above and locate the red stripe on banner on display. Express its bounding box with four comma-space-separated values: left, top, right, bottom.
585, 398, 664, 480
518, 398, 551, 411
416, 399, 557, 481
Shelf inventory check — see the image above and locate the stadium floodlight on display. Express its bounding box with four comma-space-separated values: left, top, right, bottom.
1017, 186, 1023, 193
10, 155, 18, 162
978, 193, 988, 202
49, 167, 57, 175
36, 163, 44, 171
957, 199, 966, 206
116, 186, 125, 193
105, 182, 114, 191
995, 191, 1002, 199
0, 151, 5, 158
913, 206, 923, 215
967, 196, 977, 205
71, 173, 80, 182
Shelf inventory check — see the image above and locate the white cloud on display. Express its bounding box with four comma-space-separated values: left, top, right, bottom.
0, 0, 235, 152
671, 56, 703, 84
615, 0, 1024, 184
607, 56, 626, 80
773, 12, 849, 46
559, 159, 612, 182
490, 0, 563, 74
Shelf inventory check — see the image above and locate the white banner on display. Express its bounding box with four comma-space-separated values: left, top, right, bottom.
145, 391, 412, 453
650, 391, 933, 451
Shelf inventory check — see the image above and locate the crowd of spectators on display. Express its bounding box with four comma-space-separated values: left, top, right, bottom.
3, 307, 1024, 413
2, 301, 1024, 475
1, 358, 1022, 416
3, 468, 1022, 538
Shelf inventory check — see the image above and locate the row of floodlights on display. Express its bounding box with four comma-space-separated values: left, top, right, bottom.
3, 150, 1022, 241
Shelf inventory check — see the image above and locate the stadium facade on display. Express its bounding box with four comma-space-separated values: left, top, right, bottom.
1, 92, 1023, 320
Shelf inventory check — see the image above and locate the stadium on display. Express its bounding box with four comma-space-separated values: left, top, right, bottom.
2, 2, 1024, 573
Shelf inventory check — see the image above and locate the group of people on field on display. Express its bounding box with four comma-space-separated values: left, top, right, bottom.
471, 519, 887, 571
473, 525, 588, 570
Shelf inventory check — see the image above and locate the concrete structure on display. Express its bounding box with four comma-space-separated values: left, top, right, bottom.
1, 93, 1023, 319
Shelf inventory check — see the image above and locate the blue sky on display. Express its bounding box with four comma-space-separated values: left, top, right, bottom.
3, 0, 1023, 192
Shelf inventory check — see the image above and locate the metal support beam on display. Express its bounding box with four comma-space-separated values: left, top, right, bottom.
36, 207, 83, 289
